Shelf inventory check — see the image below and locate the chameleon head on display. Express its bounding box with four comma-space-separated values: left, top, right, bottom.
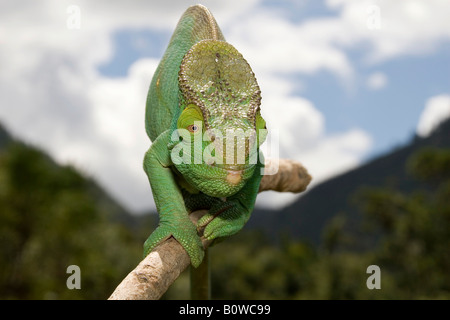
171, 40, 266, 197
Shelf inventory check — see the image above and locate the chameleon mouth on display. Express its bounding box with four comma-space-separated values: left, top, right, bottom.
205, 162, 252, 186
225, 169, 243, 186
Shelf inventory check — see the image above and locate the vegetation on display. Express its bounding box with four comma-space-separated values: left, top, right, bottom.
165, 147, 450, 299
0, 142, 146, 299
0, 129, 448, 299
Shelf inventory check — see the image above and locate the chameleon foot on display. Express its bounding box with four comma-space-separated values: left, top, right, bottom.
197, 202, 249, 241
143, 219, 204, 268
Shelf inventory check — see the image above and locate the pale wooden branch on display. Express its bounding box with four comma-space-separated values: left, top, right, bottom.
108, 158, 312, 300
259, 158, 311, 193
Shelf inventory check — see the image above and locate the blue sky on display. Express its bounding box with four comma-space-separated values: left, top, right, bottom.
0, 0, 449, 212
306, 44, 450, 155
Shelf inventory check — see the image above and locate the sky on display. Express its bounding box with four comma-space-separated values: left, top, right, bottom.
1, 0, 449, 213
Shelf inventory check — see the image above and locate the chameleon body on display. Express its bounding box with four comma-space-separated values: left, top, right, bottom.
143, 5, 266, 267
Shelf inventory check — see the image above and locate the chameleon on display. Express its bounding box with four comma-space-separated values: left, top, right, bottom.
143, 4, 267, 268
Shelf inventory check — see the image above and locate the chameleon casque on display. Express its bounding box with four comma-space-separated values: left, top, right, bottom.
143, 4, 267, 268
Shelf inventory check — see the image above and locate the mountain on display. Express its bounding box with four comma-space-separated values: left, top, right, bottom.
0, 122, 12, 149
248, 118, 450, 245
0, 123, 137, 227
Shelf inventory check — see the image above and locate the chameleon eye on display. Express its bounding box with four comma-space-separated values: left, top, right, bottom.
177, 104, 204, 133
187, 124, 200, 133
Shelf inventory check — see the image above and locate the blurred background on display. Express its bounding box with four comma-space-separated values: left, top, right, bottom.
0, 0, 449, 299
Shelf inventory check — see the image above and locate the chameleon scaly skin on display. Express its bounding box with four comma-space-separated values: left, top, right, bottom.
143, 5, 266, 267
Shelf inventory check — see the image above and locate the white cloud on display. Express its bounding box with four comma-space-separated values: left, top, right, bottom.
325, 0, 450, 63
366, 72, 388, 90
224, 7, 354, 80
300, 128, 372, 183
416, 94, 450, 138
255, 71, 372, 182
255, 70, 372, 210
70, 58, 158, 209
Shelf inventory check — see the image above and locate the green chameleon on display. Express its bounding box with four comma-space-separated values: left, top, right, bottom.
143, 4, 267, 268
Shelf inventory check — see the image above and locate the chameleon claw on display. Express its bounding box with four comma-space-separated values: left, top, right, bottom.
143, 223, 205, 268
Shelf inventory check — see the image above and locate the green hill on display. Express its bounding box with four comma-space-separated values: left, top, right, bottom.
0, 122, 154, 299
0, 122, 12, 149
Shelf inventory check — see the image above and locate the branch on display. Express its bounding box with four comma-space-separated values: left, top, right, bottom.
108, 158, 312, 300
